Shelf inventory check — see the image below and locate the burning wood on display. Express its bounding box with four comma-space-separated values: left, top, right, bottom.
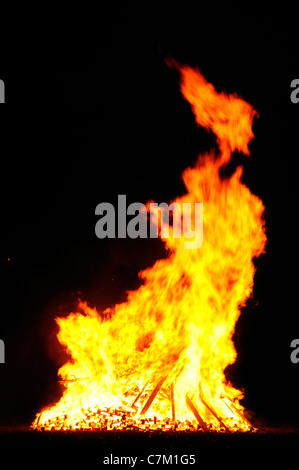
131, 382, 148, 408
141, 376, 167, 415
37, 405, 197, 431
199, 396, 229, 431
185, 395, 208, 432
32, 62, 266, 433
222, 397, 254, 429
170, 383, 175, 424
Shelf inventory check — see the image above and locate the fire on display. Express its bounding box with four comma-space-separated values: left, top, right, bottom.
32, 63, 266, 432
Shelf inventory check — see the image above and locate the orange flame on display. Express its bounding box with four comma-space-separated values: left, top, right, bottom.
175, 61, 258, 162
32, 63, 266, 432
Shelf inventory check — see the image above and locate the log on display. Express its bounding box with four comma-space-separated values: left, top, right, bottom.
221, 397, 235, 416
185, 394, 208, 431
170, 383, 175, 423
35, 414, 41, 427
141, 376, 167, 415
199, 396, 229, 431
131, 382, 148, 408
224, 397, 253, 428
58, 377, 88, 383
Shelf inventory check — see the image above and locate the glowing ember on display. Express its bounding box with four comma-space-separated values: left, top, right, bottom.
32, 63, 266, 432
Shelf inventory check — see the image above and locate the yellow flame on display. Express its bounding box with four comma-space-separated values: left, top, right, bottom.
32, 64, 266, 432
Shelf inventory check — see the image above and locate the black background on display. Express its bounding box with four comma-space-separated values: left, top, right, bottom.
1, 2, 299, 433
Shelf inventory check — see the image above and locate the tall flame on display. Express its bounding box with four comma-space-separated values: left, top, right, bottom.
33, 63, 266, 432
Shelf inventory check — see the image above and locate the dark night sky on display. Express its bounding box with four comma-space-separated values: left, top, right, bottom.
1, 3, 299, 429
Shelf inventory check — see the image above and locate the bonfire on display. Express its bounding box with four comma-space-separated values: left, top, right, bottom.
32, 62, 266, 432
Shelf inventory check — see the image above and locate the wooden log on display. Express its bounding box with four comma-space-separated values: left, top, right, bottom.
185, 394, 208, 431
221, 397, 237, 418
224, 397, 253, 428
170, 383, 175, 423
35, 414, 41, 427
221, 396, 232, 410
131, 382, 148, 408
141, 376, 167, 415
199, 396, 229, 431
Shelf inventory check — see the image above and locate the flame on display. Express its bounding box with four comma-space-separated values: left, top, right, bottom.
32, 63, 266, 432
